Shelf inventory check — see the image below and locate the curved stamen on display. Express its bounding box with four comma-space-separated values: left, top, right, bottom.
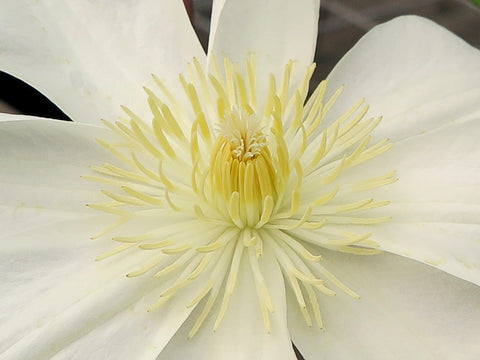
86, 55, 395, 336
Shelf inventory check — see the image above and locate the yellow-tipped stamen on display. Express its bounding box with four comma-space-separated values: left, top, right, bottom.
86, 55, 395, 337
126, 256, 165, 278
95, 243, 136, 261
188, 240, 236, 337
247, 244, 274, 333
213, 238, 244, 331
188, 253, 213, 281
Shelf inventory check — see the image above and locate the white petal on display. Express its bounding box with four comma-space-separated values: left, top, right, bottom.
209, 0, 226, 49
0, 213, 199, 360
325, 16, 480, 142
0, 113, 44, 122
0, 1, 205, 125
0, 118, 115, 214
208, 0, 320, 92
289, 251, 480, 360
157, 247, 296, 360
334, 118, 480, 285
0, 118, 197, 358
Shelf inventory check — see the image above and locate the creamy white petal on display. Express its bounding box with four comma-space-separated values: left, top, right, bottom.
208, 0, 320, 96
209, 0, 226, 49
0, 1, 205, 125
338, 117, 480, 203
289, 251, 480, 360
0, 113, 43, 122
332, 118, 480, 285
325, 16, 480, 142
0, 117, 198, 358
157, 248, 296, 360
0, 212, 202, 360
0, 119, 116, 214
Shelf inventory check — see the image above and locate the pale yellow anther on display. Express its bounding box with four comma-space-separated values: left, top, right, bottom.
138, 239, 176, 250
126, 256, 164, 278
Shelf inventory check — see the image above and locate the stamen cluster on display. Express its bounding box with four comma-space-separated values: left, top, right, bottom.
86, 55, 395, 336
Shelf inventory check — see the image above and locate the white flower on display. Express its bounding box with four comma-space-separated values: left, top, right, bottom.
1, 1, 480, 360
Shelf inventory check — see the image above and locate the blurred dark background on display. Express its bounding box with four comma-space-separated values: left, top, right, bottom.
0, 0, 479, 121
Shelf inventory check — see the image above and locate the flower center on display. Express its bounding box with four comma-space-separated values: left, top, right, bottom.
85, 55, 396, 337
220, 108, 267, 161
209, 109, 276, 228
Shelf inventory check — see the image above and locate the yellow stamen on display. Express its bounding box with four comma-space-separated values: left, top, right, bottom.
85, 55, 396, 336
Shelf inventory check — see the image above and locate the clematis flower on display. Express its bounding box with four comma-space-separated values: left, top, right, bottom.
1, 1, 479, 359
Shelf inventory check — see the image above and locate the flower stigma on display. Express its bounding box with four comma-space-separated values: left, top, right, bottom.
85, 55, 397, 338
